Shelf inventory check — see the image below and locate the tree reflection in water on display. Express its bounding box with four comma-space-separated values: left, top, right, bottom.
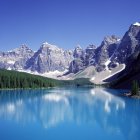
0, 88, 140, 139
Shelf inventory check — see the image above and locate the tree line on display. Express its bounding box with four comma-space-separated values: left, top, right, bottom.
0, 69, 94, 89
0, 69, 59, 89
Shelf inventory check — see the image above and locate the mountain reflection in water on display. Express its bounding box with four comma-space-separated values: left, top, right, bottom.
0, 88, 140, 140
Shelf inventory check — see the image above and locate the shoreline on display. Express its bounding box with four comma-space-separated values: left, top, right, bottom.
122, 93, 140, 99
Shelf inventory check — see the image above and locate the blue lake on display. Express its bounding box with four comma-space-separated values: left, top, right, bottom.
0, 87, 140, 140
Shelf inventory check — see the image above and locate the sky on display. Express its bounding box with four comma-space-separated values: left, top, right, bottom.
0, 0, 140, 51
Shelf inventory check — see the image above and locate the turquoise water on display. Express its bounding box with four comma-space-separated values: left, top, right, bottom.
0, 87, 140, 140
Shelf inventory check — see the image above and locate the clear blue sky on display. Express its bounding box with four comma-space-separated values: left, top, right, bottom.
0, 0, 140, 51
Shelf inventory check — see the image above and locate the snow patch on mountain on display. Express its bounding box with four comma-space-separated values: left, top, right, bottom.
42, 42, 63, 51
91, 77, 95, 80
102, 64, 125, 81
90, 64, 125, 84
17, 69, 68, 79
7, 60, 15, 64
104, 59, 111, 70
41, 70, 68, 79
133, 22, 140, 26
7, 67, 12, 70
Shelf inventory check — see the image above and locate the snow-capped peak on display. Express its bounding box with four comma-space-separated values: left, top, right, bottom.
41, 42, 62, 51
42, 42, 49, 45
117, 38, 121, 42
133, 22, 140, 26
86, 44, 96, 50
75, 45, 82, 50
8, 45, 31, 53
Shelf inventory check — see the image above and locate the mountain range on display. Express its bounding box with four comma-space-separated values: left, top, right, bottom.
0, 22, 140, 87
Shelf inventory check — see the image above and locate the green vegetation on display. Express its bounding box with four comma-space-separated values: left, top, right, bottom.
131, 80, 140, 96
0, 69, 93, 89
63, 78, 94, 87
0, 69, 60, 89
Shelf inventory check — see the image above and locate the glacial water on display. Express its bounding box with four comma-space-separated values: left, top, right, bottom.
0, 87, 140, 140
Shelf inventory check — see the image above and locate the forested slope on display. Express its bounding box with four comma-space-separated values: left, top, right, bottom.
0, 69, 93, 89
0, 69, 59, 88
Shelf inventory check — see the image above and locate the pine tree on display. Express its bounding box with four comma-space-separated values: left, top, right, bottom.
131, 80, 139, 95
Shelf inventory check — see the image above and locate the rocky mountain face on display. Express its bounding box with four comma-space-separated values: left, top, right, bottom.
0, 22, 140, 82
69, 22, 140, 76
103, 22, 140, 86
109, 22, 140, 67
69, 45, 85, 73
69, 35, 120, 73
25, 42, 73, 73
111, 47, 140, 89
85, 45, 96, 66
0, 45, 34, 70
0, 43, 73, 74
95, 35, 119, 71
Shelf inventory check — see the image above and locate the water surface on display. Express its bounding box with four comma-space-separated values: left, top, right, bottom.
0, 87, 140, 140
